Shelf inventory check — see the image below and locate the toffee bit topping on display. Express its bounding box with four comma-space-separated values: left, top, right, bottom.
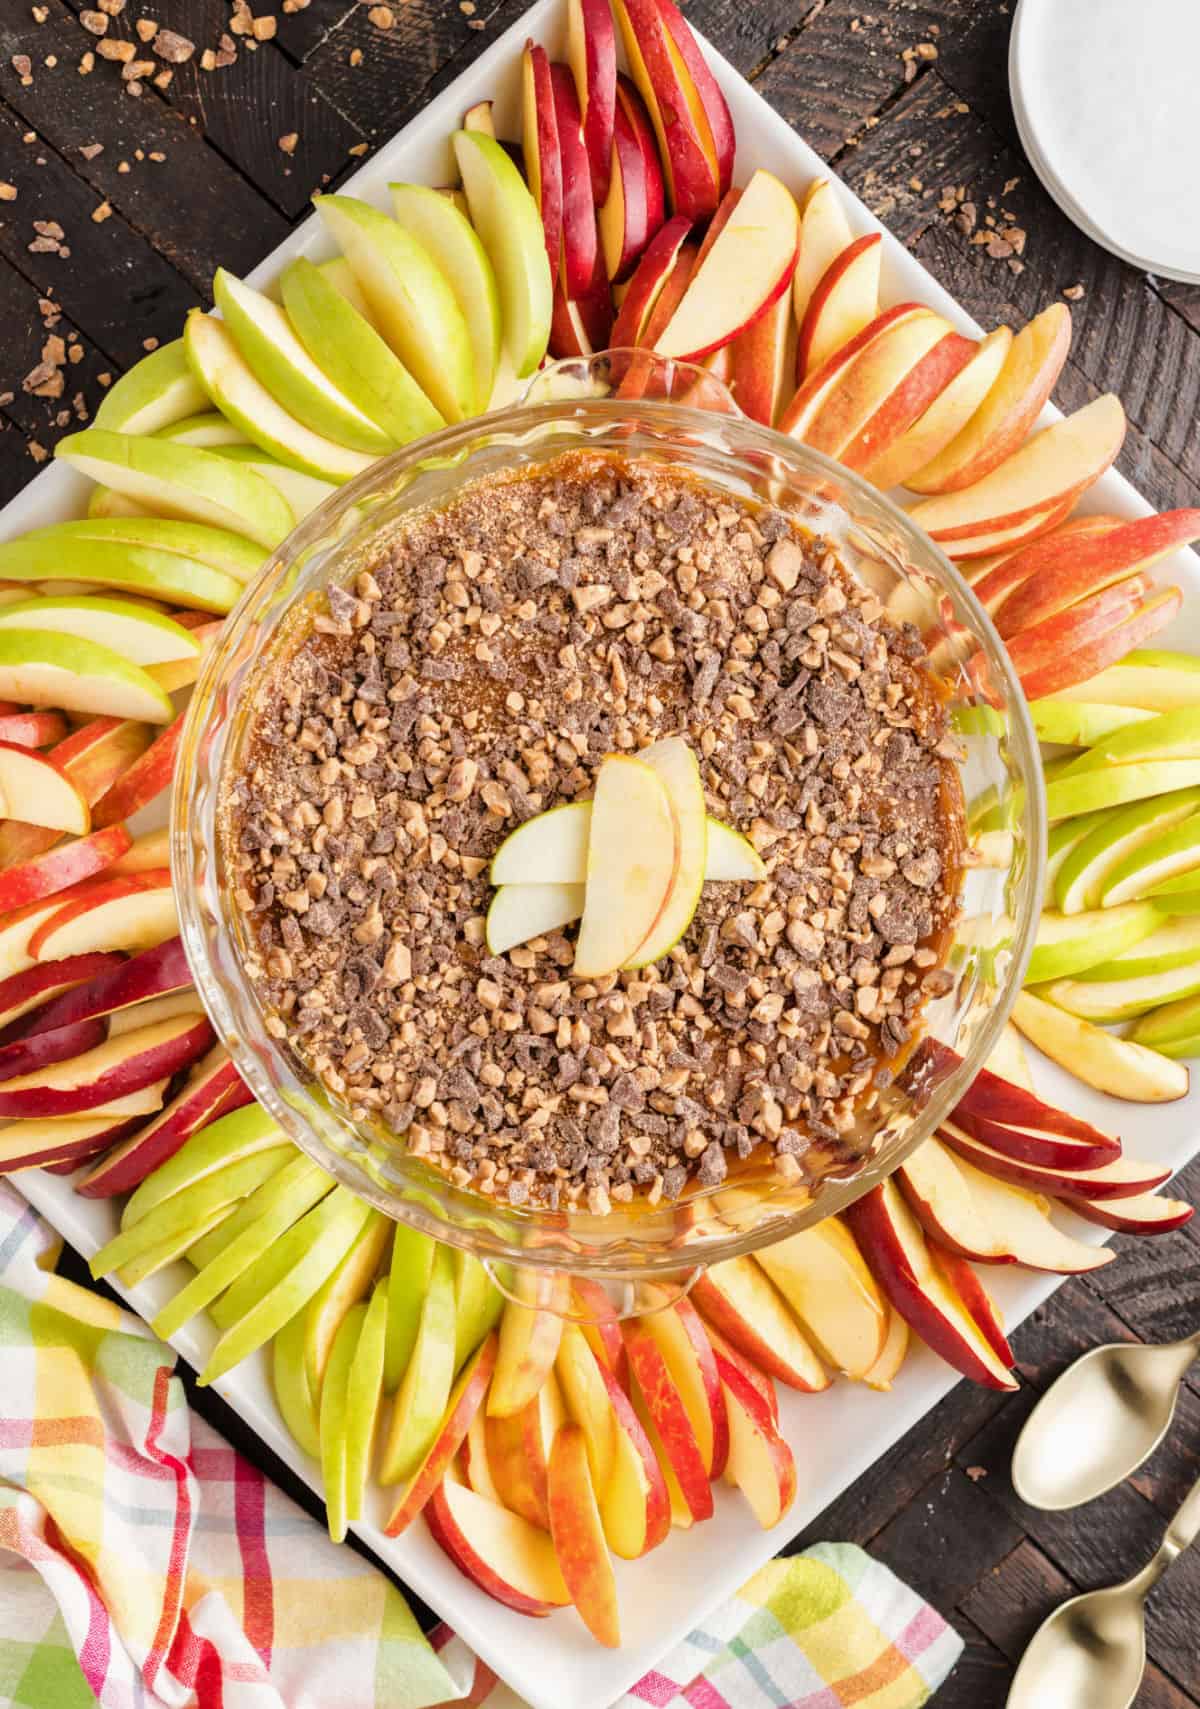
226, 452, 962, 1210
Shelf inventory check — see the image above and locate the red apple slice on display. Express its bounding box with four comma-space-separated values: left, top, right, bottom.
862, 1306, 909, 1391
655, 169, 799, 363
91, 711, 183, 830
896, 1137, 1014, 1263
941, 1050, 1123, 1150
796, 231, 882, 378
728, 275, 795, 426
927, 1243, 1014, 1366
838, 330, 977, 473
599, 73, 665, 281
942, 1151, 1116, 1274
0, 716, 149, 875
107, 826, 170, 876
845, 1179, 1019, 1388
77, 1046, 251, 1198
907, 302, 1073, 493
691, 1255, 830, 1391
1067, 1192, 1194, 1235
0, 1016, 108, 1084
949, 1109, 1119, 1173
862, 326, 1013, 492
485, 1366, 565, 1530
0, 1110, 145, 1175
714, 1349, 797, 1528
653, 0, 734, 199
0, 823, 132, 916
800, 308, 958, 460
19, 934, 190, 1038
778, 302, 932, 441
570, 1277, 630, 1388
940, 1120, 1172, 1202
547, 1423, 621, 1647
386, 1333, 498, 1535
0, 711, 67, 748
1017, 586, 1183, 702
566, 0, 617, 204
609, 214, 694, 349
0, 743, 89, 835
549, 62, 599, 300
702, 1320, 778, 1425
792, 178, 853, 327
522, 40, 562, 285
0, 1011, 212, 1119
612, 0, 719, 222
0, 894, 89, 985
994, 509, 1200, 639
622, 1317, 713, 1521
29, 869, 177, 960
0, 952, 122, 1036
425, 1476, 571, 1616
635, 1289, 728, 1477
488, 1271, 568, 1418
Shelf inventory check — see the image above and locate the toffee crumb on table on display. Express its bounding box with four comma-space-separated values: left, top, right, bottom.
226, 451, 963, 1212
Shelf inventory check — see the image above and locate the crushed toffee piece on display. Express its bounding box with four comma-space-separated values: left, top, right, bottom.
224, 451, 964, 1211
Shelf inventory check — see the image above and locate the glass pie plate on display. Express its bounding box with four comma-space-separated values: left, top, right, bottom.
173, 355, 1045, 1302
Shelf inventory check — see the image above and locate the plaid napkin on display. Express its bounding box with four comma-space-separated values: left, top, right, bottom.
0, 1182, 963, 1709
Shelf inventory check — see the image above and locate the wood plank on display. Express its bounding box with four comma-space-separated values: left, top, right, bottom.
0, 103, 199, 370
869, 1463, 1025, 1611
684, 0, 827, 80
273, 0, 359, 67
930, 1619, 1013, 1709
0, 417, 32, 508
56, 0, 365, 220
0, 252, 112, 456
0, 0, 288, 294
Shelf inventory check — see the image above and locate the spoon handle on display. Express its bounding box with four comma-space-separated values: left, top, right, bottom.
1138, 1472, 1200, 1595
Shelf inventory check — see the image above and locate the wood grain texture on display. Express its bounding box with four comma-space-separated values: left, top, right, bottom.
1, 5, 1199, 1705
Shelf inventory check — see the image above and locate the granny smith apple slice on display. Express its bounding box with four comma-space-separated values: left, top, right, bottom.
1012, 989, 1189, 1102
26, 515, 265, 584
280, 256, 443, 447
214, 268, 394, 454
313, 194, 475, 424
91, 1148, 290, 1279
320, 1298, 365, 1542
1038, 961, 1200, 1023
389, 183, 501, 413
491, 801, 592, 885
1075, 912, 1200, 980
1062, 706, 1200, 774
1046, 811, 1112, 887
1099, 808, 1200, 907
94, 337, 207, 435
0, 629, 173, 723
343, 1279, 388, 1525
624, 737, 706, 968
378, 1242, 456, 1483
1031, 699, 1154, 747
183, 311, 375, 486
1024, 900, 1161, 984
453, 1250, 503, 1373
486, 882, 585, 953
302, 1209, 392, 1394
273, 1309, 322, 1460
383, 1222, 436, 1392
0, 597, 199, 666
574, 754, 677, 978
88, 486, 149, 519
158, 412, 248, 448
1131, 988, 1200, 1051
1054, 787, 1200, 914
0, 533, 242, 614
121, 1102, 283, 1227
1045, 761, 1200, 823
705, 817, 767, 880
452, 131, 552, 379
317, 256, 379, 328
210, 444, 337, 523
55, 426, 293, 552
1053, 649, 1200, 712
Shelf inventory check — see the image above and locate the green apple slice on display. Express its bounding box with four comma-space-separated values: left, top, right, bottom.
383, 1221, 436, 1392
0, 596, 199, 666
202, 1185, 374, 1383
1062, 706, 1200, 774
0, 628, 174, 722
490, 801, 592, 885
1024, 900, 1161, 984
1046, 811, 1109, 887
1039, 961, 1200, 1023
152, 1155, 333, 1340
452, 131, 552, 379
56, 426, 294, 551
1099, 808, 1200, 907
343, 1280, 389, 1525
92, 1148, 290, 1279
122, 1103, 284, 1227
88, 486, 149, 519
1012, 988, 1189, 1101
1076, 913, 1200, 980
214, 268, 394, 454
452, 1249, 504, 1372
272, 1308, 322, 1460
625, 736, 707, 968
313, 195, 475, 424
158, 412, 248, 448
389, 183, 501, 413
317, 256, 379, 328
1130, 988, 1200, 1050
574, 755, 677, 978
378, 1242, 456, 1483
117, 1205, 238, 1289
319, 1299, 365, 1542
94, 337, 207, 435
183, 311, 375, 485
1031, 699, 1154, 747
705, 817, 767, 880
1045, 760, 1200, 823
302, 1210, 392, 1393
25, 516, 265, 584
486, 882, 584, 953
0, 533, 243, 614
280, 257, 443, 447
1054, 787, 1200, 914
210, 444, 337, 523
1053, 650, 1200, 712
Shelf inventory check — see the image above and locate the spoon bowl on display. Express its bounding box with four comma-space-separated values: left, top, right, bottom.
1008, 1581, 1148, 1709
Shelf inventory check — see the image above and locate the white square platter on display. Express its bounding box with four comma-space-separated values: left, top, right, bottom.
6, 2, 1200, 1704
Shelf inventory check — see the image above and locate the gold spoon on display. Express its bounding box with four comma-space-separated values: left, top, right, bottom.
1007, 1471, 1200, 1709
1012, 1329, 1200, 1510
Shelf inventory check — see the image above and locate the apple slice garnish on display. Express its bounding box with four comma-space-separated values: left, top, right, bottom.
573, 754, 677, 978
622, 736, 706, 968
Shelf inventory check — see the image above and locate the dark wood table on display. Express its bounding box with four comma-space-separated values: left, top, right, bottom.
1, 3, 1198, 1702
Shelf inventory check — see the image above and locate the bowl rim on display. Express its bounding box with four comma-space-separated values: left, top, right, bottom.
172, 391, 1046, 1277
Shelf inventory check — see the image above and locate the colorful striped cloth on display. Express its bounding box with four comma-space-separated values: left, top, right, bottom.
0, 1182, 962, 1709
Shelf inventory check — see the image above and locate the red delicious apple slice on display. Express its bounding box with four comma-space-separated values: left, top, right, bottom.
622, 1316, 713, 1521
845, 1179, 1019, 1388
522, 40, 562, 284
610, 213, 694, 349
91, 711, 183, 830
862, 326, 1013, 492
19, 934, 190, 1038
547, 1423, 621, 1647
612, 0, 718, 222
76, 1046, 251, 1197
0, 823, 132, 916
728, 275, 795, 426
653, 0, 735, 200
993, 509, 1200, 640
800, 309, 959, 461
0, 711, 67, 748
548, 250, 615, 360
691, 1255, 830, 1391
941, 1050, 1123, 1148
0, 952, 123, 1035
1016, 585, 1183, 701
907, 302, 1073, 494
615, 242, 697, 394
897, 1137, 1014, 1262
0, 1010, 213, 1119
549, 61, 599, 300
386, 1333, 498, 1535
927, 1243, 1014, 1366
599, 73, 665, 281
654, 169, 799, 363
796, 230, 883, 378
778, 302, 932, 441
1066, 1191, 1194, 1235
425, 1475, 571, 1616
30, 869, 177, 960
0, 743, 90, 835
0, 1016, 108, 1084
713, 1348, 797, 1528
949, 1109, 1120, 1173
0, 1110, 145, 1175
940, 1120, 1172, 1202
566, 0, 617, 204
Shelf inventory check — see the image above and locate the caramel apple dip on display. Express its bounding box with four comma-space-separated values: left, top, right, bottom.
223, 451, 965, 1213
